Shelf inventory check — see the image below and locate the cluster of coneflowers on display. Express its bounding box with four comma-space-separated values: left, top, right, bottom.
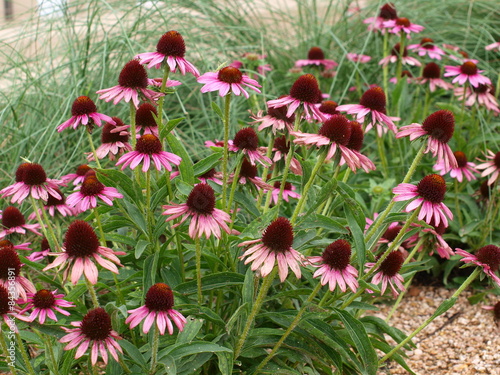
0, 2, 499, 374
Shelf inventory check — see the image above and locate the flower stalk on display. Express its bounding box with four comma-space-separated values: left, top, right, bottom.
222, 93, 232, 212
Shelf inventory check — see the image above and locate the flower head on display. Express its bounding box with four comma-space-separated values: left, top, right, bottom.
456, 245, 500, 287
0, 285, 21, 329
271, 181, 300, 204
235, 158, 274, 190
383, 17, 424, 38
408, 38, 446, 60
366, 251, 405, 297
57, 96, 115, 132
0, 245, 36, 301
476, 150, 500, 186
228, 128, 271, 166
135, 103, 159, 137
26, 237, 51, 262
198, 66, 261, 98
0, 206, 42, 239
444, 61, 491, 88
346, 53, 371, 63
62, 164, 93, 186
379, 43, 421, 67
418, 62, 453, 92
239, 217, 303, 282
250, 104, 295, 134
295, 47, 338, 70
66, 174, 123, 213
125, 283, 187, 335
433, 151, 478, 182
454, 84, 500, 113
92, 118, 132, 161
363, 3, 398, 32
18, 289, 74, 324
28, 188, 75, 220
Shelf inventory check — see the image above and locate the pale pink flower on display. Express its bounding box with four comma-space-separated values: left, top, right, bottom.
0, 206, 42, 239
26, 237, 50, 262
272, 136, 303, 175
66, 174, 122, 213
476, 150, 500, 185
454, 84, 500, 113
28, 188, 75, 220
61, 164, 93, 186
389, 70, 414, 85
18, 289, 74, 324
271, 181, 300, 205
407, 38, 446, 60
406, 220, 454, 259
0, 245, 36, 302
148, 77, 182, 88
363, 3, 398, 32
91, 118, 132, 161
346, 53, 371, 63
197, 66, 261, 98
456, 245, 500, 287
379, 43, 421, 67
365, 251, 405, 298
444, 61, 491, 88
197, 168, 223, 185
418, 62, 454, 92
57, 96, 115, 132
485, 41, 500, 52
228, 128, 272, 167
383, 17, 424, 38
135, 103, 159, 137
250, 105, 295, 134
234, 158, 274, 191
0, 285, 22, 330
295, 47, 338, 70
433, 151, 478, 182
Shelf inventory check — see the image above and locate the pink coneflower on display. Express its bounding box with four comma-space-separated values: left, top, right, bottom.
135, 30, 199, 76
197, 66, 261, 98
162, 183, 232, 239
482, 301, 500, 325
197, 168, 223, 185
346, 53, 371, 63
318, 100, 340, 118
204, 139, 225, 148
366, 251, 405, 297
444, 61, 491, 88
363, 2, 398, 32
365, 214, 406, 252
418, 62, 453, 92
272, 136, 302, 175
267, 74, 325, 122
485, 41, 500, 52
230, 53, 272, 77
26, 237, 50, 262
407, 220, 454, 259
135, 103, 159, 137
97, 59, 163, 108
389, 70, 414, 85
308, 239, 358, 292
336, 86, 399, 136
0, 239, 32, 253
43, 220, 124, 285
239, 217, 303, 282
116, 134, 182, 172
397, 110, 458, 171
0, 246, 35, 301
250, 104, 295, 134
342, 121, 376, 172
125, 283, 186, 335
60, 307, 123, 365
456, 245, 500, 287
57, 96, 115, 132
235, 158, 274, 190
0, 162, 63, 204
383, 17, 424, 38
0, 206, 42, 239
476, 150, 500, 185
408, 38, 446, 59
0, 285, 21, 329
434, 151, 478, 182
393, 174, 453, 227
18, 289, 74, 324
295, 47, 338, 71
378, 43, 421, 67
66, 174, 123, 213
28, 188, 75, 220
91, 118, 132, 161
271, 181, 300, 204
454, 84, 500, 113
62, 164, 93, 186
228, 128, 271, 166
148, 77, 182, 88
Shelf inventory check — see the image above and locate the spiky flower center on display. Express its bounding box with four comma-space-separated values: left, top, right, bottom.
118, 60, 148, 89
80, 176, 105, 197
15, 163, 30, 182
480, 180, 491, 199
417, 174, 447, 203
0, 286, 9, 315
379, 251, 404, 277
359, 86, 386, 113
71, 96, 97, 117
319, 100, 339, 115
422, 62, 441, 79
383, 225, 402, 242
239, 158, 257, 179
453, 151, 468, 168
80, 308, 113, 341
19, 163, 47, 186
346, 121, 364, 151
64, 220, 100, 258
46, 189, 65, 206
321, 239, 352, 271
476, 245, 500, 272
144, 283, 175, 311
0, 240, 13, 250
267, 106, 295, 123
33, 289, 56, 309
156, 30, 186, 57
422, 110, 455, 143
395, 17, 410, 27
76, 164, 92, 177
379, 3, 397, 19
289, 74, 321, 104
136, 134, 163, 154
401, 70, 413, 77
273, 136, 289, 154
0, 247, 21, 279
41, 237, 50, 251
186, 184, 216, 215
318, 115, 352, 145
494, 152, 500, 169
472, 84, 489, 94
391, 43, 408, 57
1, 206, 26, 228
307, 47, 325, 60
431, 220, 446, 236
420, 38, 434, 49
262, 217, 294, 253
460, 61, 478, 76
493, 301, 500, 321
217, 67, 243, 84
101, 120, 129, 144
273, 181, 292, 191
136, 103, 158, 127
233, 128, 259, 151
199, 168, 216, 179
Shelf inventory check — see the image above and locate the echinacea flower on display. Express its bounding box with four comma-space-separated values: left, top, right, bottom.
66, 174, 123, 213
363, 2, 398, 32
482, 301, 500, 324
97, 59, 163, 108
308, 239, 358, 292
378, 43, 421, 67
271, 181, 300, 204
57, 96, 115, 132
406, 220, 454, 259
234, 158, 274, 191
336, 86, 399, 136
408, 38, 446, 60
366, 250, 405, 297
485, 40, 500, 52
239, 217, 303, 282
0, 285, 21, 329
444, 61, 492, 88
26, 237, 50, 262
60, 307, 123, 365
383, 17, 424, 37
18, 289, 74, 324
433, 151, 478, 182
0, 162, 63, 204
456, 245, 500, 287
135, 30, 199, 76
135, 103, 159, 137
341, 121, 376, 172
162, 183, 232, 239
0, 245, 36, 301
228, 127, 271, 166
454, 84, 500, 113
250, 104, 295, 134
476, 150, 500, 185
90, 118, 132, 161
418, 62, 454, 92
197, 66, 261, 98
116, 134, 182, 172
346, 53, 371, 63
148, 77, 182, 88
295, 47, 338, 71
62, 164, 93, 186
28, 188, 75, 219
393, 174, 453, 227
272, 136, 302, 175
125, 283, 186, 335
197, 168, 223, 185
230, 53, 271, 77
389, 70, 414, 85
267, 74, 325, 122
44, 220, 124, 285
0, 206, 42, 239
397, 110, 458, 171
318, 100, 340, 118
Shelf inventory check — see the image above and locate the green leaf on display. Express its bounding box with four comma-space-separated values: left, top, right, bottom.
297, 214, 348, 234
124, 200, 147, 235
176, 318, 203, 344
96, 168, 141, 205
372, 339, 416, 375
211, 101, 224, 119
432, 297, 457, 318
142, 253, 159, 298
193, 152, 222, 176
303, 177, 338, 217
120, 339, 147, 370
158, 354, 177, 375
135, 240, 151, 259
175, 272, 245, 295
163, 341, 232, 360
166, 132, 194, 185
216, 352, 233, 375
344, 203, 366, 271
233, 190, 260, 217
105, 233, 138, 247
161, 117, 184, 138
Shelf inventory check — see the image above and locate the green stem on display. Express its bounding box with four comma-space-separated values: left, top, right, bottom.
145, 169, 154, 240
454, 179, 464, 229
156, 65, 170, 140
30, 196, 60, 252
256, 134, 276, 206
130, 102, 137, 149
376, 133, 389, 177
195, 237, 203, 305
395, 34, 405, 82
226, 154, 244, 214
16, 332, 36, 375
86, 130, 101, 169
43, 334, 60, 375
382, 32, 390, 107
85, 276, 100, 308
422, 87, 431, 120
93, 207, 106, 245
0, 327, 18, 375
222, 94, 232, 212
149, 325, 160, 374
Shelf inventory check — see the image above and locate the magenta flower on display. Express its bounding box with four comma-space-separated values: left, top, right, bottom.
346, 53, 371, 63
234, 158, 274, 191
366, 251, 406, 297
239, 217, 304, 282
433, 151, 478, 182
383, 17, 424, 37
485, 41, 500, 52
136, 30, 199, 76
0, 162, 64, 204
66, 174, 123, 213
272, 136, 302, 175
454, 84, 500, 113
116, 134, 182, 172
363, 2, 398, 32
26, 237, 51, 262
43, 220, 124, 285
295, 47, 338, 70
340, 121, 376, 172
198, 66, 261, 98
418, 62, 454, 92
408, 38, 446, 60
197, 168, 223, 185
476, 150, 500, 186
267, 74, 325, 122
271, 181, 300, 205
228, 128, 272, 167
456, 245, 500, 287
148, 77, 182, 88
57, 96, 115, 132
0, 285, 22, 330
250, 104, 295, 134
97, 59, 163, 108
90, 118, 132, 161
135, 103, 159, 137
28, 188, 75, 220
18, 289, 74, 324
308, 239, 358, 292
407, 220, 454, 259
0, 206, 42, 239
126, 283, 186, 335
444, 61, 491, 88
397, 110, 458, 171
60, 307, 123, 365
393, 174, 453, 227
62, 164, 93, 186
162, 183, 232, 239
0, 245, 36, 302
379, 43, 421, 67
